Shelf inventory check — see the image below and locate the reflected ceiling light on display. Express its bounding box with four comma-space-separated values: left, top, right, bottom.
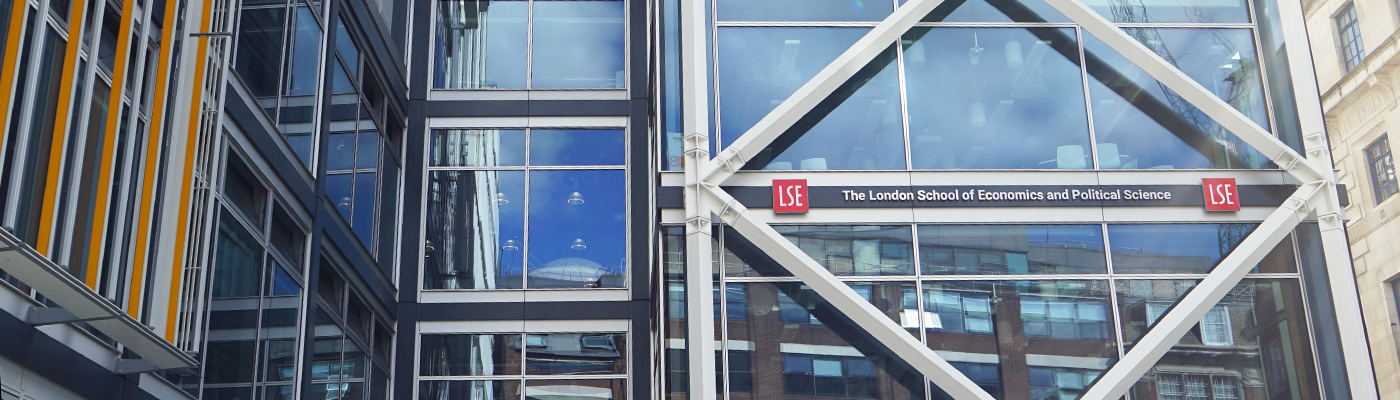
502, 239, 520, 251
968, 33, 984, 66
572, 238, 588, 250
567, 191, 585, 205
970, 101, 987, 128
1006, 40, 1023, 69
495, 192, 509, 205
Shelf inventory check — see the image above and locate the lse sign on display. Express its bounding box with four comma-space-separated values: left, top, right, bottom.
773, 180, 808, 213
1203, 178, 1240, 211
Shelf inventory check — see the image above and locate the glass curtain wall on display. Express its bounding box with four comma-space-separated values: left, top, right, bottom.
433, 0, 626, 90
234, 0, 326, 167
662, 223, 1323, 400
325, 14, 404, 267
418, 332, 629, 400
423, 128, 627, 290
309, 262, 395, 400
195, 153, 310, 398
661, 0, 1299, 171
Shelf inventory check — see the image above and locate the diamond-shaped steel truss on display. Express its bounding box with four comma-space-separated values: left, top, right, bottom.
678, 0, 1378, 398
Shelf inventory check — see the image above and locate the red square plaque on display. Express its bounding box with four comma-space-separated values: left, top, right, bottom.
773, 179, 809, 213
1203, 178, 1241, 211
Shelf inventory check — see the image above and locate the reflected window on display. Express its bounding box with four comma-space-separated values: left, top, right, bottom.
903, 28, 1090, 170
418, 332, 628, 400
420, 334, 522, 376
1115, 279, 1319, 400
918, 225, 1106, 275
1108, 224, 1298, 274
434, 0, 624, 89
525, 334, 627, 375
426, 129, 626, 289
1085, 30, 1271, 170
771, 226, 913, 276
913, 0, 1069, 22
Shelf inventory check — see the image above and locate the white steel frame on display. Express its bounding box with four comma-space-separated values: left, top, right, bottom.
678, 0, 1380, 399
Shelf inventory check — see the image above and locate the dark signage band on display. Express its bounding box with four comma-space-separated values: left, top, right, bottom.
656, 184, 1315, 209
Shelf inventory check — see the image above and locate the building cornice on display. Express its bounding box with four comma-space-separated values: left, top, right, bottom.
1321, 30, 1400, 115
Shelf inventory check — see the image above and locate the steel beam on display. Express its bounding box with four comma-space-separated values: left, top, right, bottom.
700, 0, 945, 186
1077, 184, 1320, 400
1041, 0, 1326, 183
702, 185, 994, 400
681, 0, 719, 394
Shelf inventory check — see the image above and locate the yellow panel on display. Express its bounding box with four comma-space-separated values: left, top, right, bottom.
0, 1, 31, 166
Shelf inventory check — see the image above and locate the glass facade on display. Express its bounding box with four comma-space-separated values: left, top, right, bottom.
662, 0, 1298, 171
425, 129, 628, 289
433, 0, 627, 90
664, 223, 1321, 400
418, 332, 629, 400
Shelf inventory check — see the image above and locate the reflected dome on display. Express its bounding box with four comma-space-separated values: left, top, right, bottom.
531, 258, 607, 282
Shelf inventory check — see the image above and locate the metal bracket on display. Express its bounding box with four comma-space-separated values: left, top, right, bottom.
26, 306, 118, 326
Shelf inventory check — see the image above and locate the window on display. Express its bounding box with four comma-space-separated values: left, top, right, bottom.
1019, 296, 1110, 340
923, 290, 994, 335
1200, 306, 1233, 346
1338, 3, 1365, 71
918, 225, 1106, 275
434, 0, 625, 89
418, 332, 628, 400
769, 225, 914, 276
424, 129, 627, 289
781, 354, 879, 398
1367, 136, 1398, 203
1156, 374, 1239, 400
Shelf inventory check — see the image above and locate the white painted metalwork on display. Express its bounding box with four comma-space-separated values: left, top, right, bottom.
700, 0, 948, 186
679, 0, 1377, 398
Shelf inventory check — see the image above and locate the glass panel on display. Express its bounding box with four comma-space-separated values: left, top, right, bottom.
431, 129, 527, 167
420, 380, 522, 400
1084, 30, 1270, 170
279, 6, 322, 163
767, 226, 914, 276
1116, 279, 1320, 400
424, 171, 526, 289
434, 0, 528, 89
97, 4, 120, 72
524, 379, 626, 400
913, 0, 1069, 23
715, 27, 865, 149
923, 281, 1117, 399
353, 172, 378, 244
1108, 224, 1297, 274
212, 211, 264, 298
917, 225, 1106, 275
13, 29, 66, 244
1079, 0, 1249, 23
529, 129, 625, 166
904, 28, 1090, 170
526, 170, 626, 288
224, 156, 268, 223
327, 173, 354, 219
743, 45, 905, 171
417, 335, 523, 377
269, 205, 305, 263
726, 282, 925, 400
262, 340, 298, 382
235, 7, 285, 100
525, 333, 627, 375
335, 18, 360, 77
531, 0, 625, 89
312, 336, 344, 380
204, 341, 258, 384
717, 0, 892, 21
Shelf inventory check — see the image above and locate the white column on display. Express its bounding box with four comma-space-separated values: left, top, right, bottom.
681, 0, 718, 395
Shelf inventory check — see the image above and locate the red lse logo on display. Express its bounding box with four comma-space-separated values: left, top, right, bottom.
773, 180, 808, 213
1203, 178, 1240, 211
